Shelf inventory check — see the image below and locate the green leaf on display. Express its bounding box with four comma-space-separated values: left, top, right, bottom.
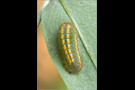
37, 0, 50, 27
41, 0, 97, 89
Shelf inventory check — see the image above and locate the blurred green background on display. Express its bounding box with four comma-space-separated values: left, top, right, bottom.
37, 1, 67, 89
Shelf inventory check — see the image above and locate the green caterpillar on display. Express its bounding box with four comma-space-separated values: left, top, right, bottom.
58, 22, 82, 73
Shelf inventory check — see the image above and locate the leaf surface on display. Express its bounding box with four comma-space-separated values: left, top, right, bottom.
41, 0, 97, 89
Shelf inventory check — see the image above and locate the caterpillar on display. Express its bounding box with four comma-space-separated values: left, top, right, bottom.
57, 22, 82, 74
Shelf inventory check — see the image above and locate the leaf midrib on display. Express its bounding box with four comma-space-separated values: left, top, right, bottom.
59, 0, 97, 69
